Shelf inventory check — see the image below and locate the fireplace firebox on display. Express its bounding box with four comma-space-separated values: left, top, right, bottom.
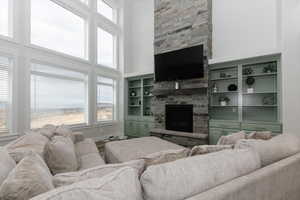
165, 104, 193, 133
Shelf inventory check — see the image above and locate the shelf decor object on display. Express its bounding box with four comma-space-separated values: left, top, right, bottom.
209, 56, 282, 144
125, 75, 155, 138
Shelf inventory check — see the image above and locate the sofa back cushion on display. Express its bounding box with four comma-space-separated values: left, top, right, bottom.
45, 136, 78, 174
0, 153, 54, 200
32, 167, 143, 200
0, 148, 16, 186
189, 145, 233, 156
5, 133, 49, 163
75, 138, 105, 170
141, 149, 261, 200
53, 159, 145, 188
235, 134, 300, 167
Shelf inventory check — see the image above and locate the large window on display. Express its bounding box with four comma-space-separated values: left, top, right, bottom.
97, 0, 115, 22
31, 0, 87, 58
0, 0, 11, 37
97, 76, 116, 122
31, 63, 87, 129
0, 56, 11, 134
97, 28, 115, 68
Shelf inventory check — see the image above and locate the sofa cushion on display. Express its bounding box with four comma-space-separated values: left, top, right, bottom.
0, 148, 16, 186
105, 136, 184, 163
235, 134, 300, 167
54, 125, 75, 142
75, 138, 105, 170
53, 159, 145, 187
141, 149, 261, 200
246, 131, 273, 140
140, 148, 190, 168
5, 133, 49, 163
0, 153, 54, 200
189, 145, 233, 156
32, 167, 143, 200
217, 131, 246, 145
45, 136, 78, 174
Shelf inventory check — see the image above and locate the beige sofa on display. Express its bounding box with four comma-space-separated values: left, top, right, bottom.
2, 131, 300, 200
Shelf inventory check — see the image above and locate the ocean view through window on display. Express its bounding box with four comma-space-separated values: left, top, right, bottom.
0, 56, 10, 134
31, 63, 87, 129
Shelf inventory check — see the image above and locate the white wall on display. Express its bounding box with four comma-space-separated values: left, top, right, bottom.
124, 0, 154, 76
281, 0, 300, 134
212, 0, 281, 61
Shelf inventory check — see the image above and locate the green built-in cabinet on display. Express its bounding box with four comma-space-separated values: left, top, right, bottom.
209, 55, 282, 144
125, 75, 155, 138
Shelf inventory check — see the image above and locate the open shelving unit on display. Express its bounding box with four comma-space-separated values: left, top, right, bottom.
209, 55, 282, 144
125, 75, 155, 138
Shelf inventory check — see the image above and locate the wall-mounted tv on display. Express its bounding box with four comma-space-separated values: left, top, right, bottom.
155, 45, 204, 82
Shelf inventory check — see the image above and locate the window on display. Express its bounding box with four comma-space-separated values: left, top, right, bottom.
97, 76, 116, 122
97, 0, 115, 22
31, 0, 87, 58
31, 63, 87, 129
0, 0, 11, 37
0, 56, 11, 134
97, 28, 115, 68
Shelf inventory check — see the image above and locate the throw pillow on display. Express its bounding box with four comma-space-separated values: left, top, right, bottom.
0, 148, 16, 186
54, 125, 75, 142
5, 133, 49, 163
53, 159, 145, 187
32, 167, 143, 200
189, 145, 233, 156
45, 136, 78, 174
217, 131, 246, 145
247, 131, 272, 140
0, 153, 54, 200
140, 148, 190, 168
235, 134, 300, 166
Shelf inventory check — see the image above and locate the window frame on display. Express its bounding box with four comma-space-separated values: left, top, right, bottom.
96, 75, 117, 123
97, 0, 118, 23
29, 0, 90, 60
30, 61, 89, 129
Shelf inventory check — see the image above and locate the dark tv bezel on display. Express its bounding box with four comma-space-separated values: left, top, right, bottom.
154, 45, 204, 82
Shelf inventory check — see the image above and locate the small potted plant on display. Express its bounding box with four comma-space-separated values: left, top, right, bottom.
219, 96, 230, 106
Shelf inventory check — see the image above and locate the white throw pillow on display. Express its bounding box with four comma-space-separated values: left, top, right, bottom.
45, 136, 78, 174
189, 145, 233, 156
235, 134, 300, 166
32, 167, 143, 200
217, 131, 246, 145
0, 148, 16, 186
0, 153, 54, 200
140, 148, 190, 168
53, 159, 145, 188
141, 149, 261, 200
54, 125, 75, 142
5, 133, 49, 163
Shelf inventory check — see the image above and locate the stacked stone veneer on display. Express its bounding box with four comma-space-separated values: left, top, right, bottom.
153, 0, 212, 135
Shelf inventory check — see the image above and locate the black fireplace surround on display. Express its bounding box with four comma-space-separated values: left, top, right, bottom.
165, 104, 193, 133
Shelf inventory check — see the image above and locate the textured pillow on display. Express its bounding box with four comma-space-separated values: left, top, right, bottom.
0, 153, 54, 200
246, 131, 273, 140
54, 125, 75, 142
75, 138, 105, 170
53, 159, 145, 187
189, 145, 233, 156
45, 136, 78, 174
5, 133, 49, 163
141, 149, 261, 200
217, 131, 246, 145
140, 148, 190, 168
235, 134, 300, 166
0, 148, 16, 186
32, 167, 143, 200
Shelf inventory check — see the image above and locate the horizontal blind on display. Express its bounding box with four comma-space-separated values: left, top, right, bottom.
0, 57, 10, 132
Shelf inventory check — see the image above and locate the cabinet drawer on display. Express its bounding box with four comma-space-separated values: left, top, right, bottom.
241, 123, 282, 133
209, 121, 240, 129
209, 128, 240, 145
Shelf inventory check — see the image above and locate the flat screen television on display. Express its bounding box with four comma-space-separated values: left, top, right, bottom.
155, 45, 204, 82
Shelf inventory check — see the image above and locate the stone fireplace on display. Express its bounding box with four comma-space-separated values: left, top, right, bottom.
151, 0, 212, 146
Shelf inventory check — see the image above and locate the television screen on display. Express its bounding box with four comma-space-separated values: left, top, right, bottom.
155, 45, 204, 82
